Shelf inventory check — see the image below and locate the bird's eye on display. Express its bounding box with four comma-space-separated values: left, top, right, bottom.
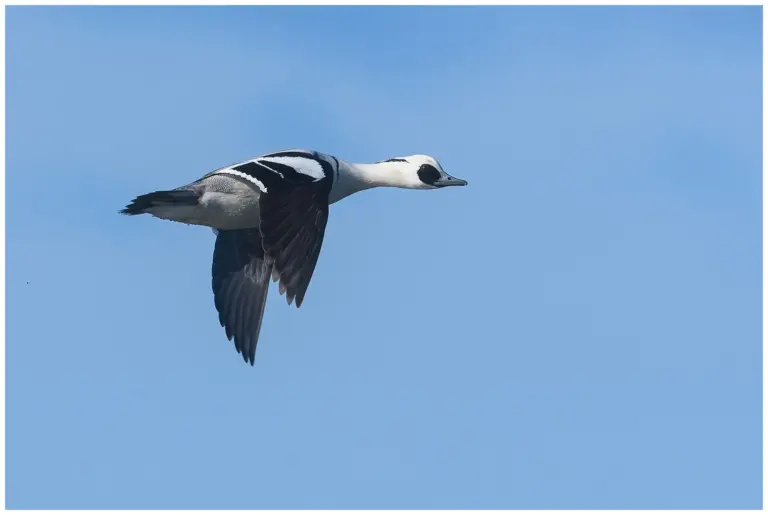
417, 164, 441, 185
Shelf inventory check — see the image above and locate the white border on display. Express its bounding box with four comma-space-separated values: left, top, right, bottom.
1, 3, 6, 513
1, 0, 766, 5
760, 4, 766, 514
0, 1, 764, 513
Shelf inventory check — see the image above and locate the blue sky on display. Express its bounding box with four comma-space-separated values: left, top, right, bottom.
6, 5, 762, 509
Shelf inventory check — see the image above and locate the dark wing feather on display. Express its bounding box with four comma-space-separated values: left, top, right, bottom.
259, 185, 329, 308
212, 229, 272, 365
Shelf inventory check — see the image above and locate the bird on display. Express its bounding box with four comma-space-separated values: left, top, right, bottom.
121, 149, 467, 365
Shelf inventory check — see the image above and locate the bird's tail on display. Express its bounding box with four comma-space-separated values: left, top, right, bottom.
120, 189, 200, 216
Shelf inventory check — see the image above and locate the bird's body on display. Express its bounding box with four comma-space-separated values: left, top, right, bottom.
122, 149, 467, 365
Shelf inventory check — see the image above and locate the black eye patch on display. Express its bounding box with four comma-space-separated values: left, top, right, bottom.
382, 158, 408, 163
417, 164, 441, 185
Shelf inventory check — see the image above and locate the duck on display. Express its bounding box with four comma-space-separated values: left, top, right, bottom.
121, 149, 468, 365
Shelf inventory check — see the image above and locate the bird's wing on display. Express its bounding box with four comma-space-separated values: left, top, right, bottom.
205, 150, 335, 309
212, 229, 272, 365
259, 182, 329, 307
253, 151, 334, 308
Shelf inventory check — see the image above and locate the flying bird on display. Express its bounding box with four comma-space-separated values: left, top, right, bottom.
121, 149, 467, 365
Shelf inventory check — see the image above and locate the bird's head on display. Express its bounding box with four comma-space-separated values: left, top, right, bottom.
376, 155, 468, 190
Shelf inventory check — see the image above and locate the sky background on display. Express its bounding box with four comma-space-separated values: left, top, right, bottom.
6, 5, 762, 509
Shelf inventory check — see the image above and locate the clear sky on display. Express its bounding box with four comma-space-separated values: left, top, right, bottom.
6, 5, 762, 510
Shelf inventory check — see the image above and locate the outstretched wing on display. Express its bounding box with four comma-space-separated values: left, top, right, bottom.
259, 184, 329, 307
212, 229, 272, 365
205, 150, 336, 309
257, 151, 335, 307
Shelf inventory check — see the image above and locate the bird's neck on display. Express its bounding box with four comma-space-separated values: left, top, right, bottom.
330, 161, 407, 204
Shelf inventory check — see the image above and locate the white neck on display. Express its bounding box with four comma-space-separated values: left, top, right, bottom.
329, 160, 410, 204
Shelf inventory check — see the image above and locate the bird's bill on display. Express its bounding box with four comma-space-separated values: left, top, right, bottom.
433, 176, 468, 187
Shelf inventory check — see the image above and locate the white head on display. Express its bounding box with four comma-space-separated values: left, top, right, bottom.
373, 154, 468, 189
332, 153, 468, 204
